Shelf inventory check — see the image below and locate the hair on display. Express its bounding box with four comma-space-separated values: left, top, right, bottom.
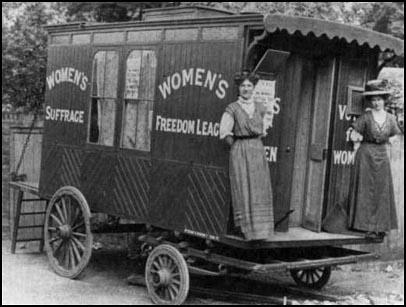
365, 94, 390, 105
234, 70, 260, 87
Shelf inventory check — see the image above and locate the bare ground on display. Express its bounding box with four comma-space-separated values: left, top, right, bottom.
2, 238, 404, 305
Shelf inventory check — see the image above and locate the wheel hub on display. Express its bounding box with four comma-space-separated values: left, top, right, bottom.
58, 224, 72, 239
156, 268, 172, 286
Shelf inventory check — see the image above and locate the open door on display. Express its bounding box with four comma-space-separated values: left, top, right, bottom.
302, 57, 336, 232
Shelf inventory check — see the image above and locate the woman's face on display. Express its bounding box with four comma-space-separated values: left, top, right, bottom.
239, 79, 255, 100
370, 95, 385, 111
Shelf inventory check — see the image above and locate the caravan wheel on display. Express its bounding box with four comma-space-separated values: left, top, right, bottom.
145, 244, 189, 305
290, 266, 331, 289
44, 186, 93, 279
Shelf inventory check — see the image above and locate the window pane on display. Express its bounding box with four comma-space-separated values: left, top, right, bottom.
122, 50, 156, 151
139, 50, 157, 101
98, 98, 115, 146
89, 51, 118, 146
122, 101, 138, 149
125, 51, 142, 99
135, 100, 150, 151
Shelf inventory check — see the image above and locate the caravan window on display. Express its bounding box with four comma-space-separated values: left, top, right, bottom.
88, 51, 119, 146
121, 50, 157, 151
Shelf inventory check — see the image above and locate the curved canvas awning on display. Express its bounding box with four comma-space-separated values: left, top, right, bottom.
264, 14, 404, 55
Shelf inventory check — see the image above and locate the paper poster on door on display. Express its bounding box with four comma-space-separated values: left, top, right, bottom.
253, 79, 281, 131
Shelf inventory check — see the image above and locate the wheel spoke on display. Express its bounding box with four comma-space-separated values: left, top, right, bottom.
169, 283, 180, 293
314, 270, 321, 279
55, 202, 66, 224
164, 288, 170, 301
71, 221, 85, 232
152, 261, 160, 270
158, 256, 165, 268
168, 286, 176, 301
305, 271, 310, 284
70, 206, 81, 228
50, 213, 64, 226
298, 270, 305, 281
72, 236, 86, 251
71, 239, 82, 263
310, 271, 315, 284
49, 236, 61, 244
63, 241, 70, 269
171, 278, 181, 286
68, 241, 76, 268
61, 197, 69, 224
72, 232, 87, 238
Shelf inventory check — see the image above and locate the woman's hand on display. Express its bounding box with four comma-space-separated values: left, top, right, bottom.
225, 135, 234, 146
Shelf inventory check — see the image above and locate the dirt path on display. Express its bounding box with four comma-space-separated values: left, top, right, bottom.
2, 239, 404, 305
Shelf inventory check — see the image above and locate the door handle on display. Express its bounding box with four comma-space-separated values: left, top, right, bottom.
285, 146, 291, 152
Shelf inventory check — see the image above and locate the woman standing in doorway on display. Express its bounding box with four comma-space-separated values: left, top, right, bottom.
348, 80, 402, 239
219, 71, 274, 240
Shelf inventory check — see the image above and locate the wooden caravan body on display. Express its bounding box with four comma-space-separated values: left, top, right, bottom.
39, 6, 404, 248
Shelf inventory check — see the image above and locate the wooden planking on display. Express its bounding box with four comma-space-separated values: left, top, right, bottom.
324, 56, 370, 222
268, 54, 303, 231
184, 167, 229, 236
152, 41, 242, 167
10, 128, 45, 239
110, 155, 151, 221
148, 160, 190, 230
39, 142, 63, 198
302, 57, 336, 231
289, 58, 315, 227
80, 150, 115, 213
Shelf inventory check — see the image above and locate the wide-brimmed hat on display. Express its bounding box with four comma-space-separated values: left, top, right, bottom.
362, 79, 391, 97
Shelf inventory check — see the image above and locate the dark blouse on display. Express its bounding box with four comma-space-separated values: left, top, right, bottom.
351, 111, 401, 144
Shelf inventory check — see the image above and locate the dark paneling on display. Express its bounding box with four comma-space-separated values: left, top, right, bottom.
152, 41, 243, 167
80, 151, 115, 213
39, 143, 63, 198
148, 160, 191, 230
184, 167, 229, 236
60, 147, 83, 188
324, 52, 377, 220
110, 155, 151, 221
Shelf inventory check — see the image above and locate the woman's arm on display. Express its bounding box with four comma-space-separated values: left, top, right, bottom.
219, 112, 235, 146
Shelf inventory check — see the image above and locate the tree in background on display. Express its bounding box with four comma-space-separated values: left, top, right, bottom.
2, 2, 404, 112
2, 2, 65, 112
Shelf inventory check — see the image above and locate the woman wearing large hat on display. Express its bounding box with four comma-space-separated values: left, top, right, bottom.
348, 79, 402, 239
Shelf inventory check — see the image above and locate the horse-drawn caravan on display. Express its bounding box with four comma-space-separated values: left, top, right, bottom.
10, 6, 403, 304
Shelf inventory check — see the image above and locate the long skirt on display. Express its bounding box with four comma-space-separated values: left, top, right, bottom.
229, 138, 274, 240
348, 143, 398, 232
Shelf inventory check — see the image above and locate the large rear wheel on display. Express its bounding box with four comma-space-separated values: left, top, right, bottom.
44, 186, 93, 279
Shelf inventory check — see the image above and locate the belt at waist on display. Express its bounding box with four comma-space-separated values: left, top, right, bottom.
234, 135, 260, 140
362, 140, 387, 145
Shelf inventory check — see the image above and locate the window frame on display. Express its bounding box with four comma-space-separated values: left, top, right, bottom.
120, 46, 159, 153
87, 47, 121, 148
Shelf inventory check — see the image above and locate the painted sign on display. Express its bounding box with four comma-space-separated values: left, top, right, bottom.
158, 68, 229, 100
155, 115, 219, 137
46, 67, 89, 91
45, 106, 85, 124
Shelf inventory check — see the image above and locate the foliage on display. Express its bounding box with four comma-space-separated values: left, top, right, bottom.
2, 2, 404, 112
2, 2, 65, 112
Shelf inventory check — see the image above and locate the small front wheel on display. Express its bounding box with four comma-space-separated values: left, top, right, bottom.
145, 244, 189, 305
290, 266, 331, 290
